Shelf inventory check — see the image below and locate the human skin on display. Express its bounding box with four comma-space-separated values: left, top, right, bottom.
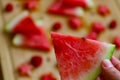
96, 56, 120, 80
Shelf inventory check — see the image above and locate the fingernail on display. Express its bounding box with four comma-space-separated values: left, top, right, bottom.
103, 59, 113, 68
96, 77, 101, 80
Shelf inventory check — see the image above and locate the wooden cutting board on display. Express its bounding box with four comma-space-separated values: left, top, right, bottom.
0, 0, 120, 80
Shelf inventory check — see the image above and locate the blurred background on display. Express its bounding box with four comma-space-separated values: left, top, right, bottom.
0, 0, 120, 80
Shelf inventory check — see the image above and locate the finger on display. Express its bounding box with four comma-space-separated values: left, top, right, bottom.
102, 59, 120, 80
111, 56, 120, 71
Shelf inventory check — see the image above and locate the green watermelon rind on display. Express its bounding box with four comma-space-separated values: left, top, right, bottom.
5, 11, 29, 33
86, 0, 95, 9
85, 44, 115, 80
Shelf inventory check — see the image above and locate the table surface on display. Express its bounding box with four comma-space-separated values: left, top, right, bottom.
1, 0, 120, 80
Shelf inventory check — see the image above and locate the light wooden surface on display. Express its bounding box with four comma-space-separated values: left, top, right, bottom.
0, 3, 4, 80
116, 0, 120, 9
0, 0, 120, 80
0, 2, 15, 80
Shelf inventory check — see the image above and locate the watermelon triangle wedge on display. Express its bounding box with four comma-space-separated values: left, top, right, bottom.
12, 20, 51, 51
5, 11, 42, 35
51, 32, 115, 80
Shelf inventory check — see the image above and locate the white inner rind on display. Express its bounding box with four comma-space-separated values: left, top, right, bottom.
75, 7, 84, 17
35, 19, 43, 28
86, 0, 95, 8
5, 11, 29, 32
13, 34, 23, 46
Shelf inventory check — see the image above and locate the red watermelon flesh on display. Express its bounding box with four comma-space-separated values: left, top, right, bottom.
63, 0, 88, 8
63, 0, 94, 8
51, 32, 115, 80
24, 0, 38, 11
5, 11, 41, 35
48, 2, 84, 17
13, 29, 51, 51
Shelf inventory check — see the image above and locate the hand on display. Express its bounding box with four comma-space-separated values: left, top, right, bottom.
96, 56, 120, 80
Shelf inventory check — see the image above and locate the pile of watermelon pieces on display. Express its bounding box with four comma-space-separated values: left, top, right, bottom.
5, 11, 51, 51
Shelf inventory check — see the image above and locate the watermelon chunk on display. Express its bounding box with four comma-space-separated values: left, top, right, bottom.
5, 11, 42, 35
62, 0, 95, 9
51, 32, 115, 80
24, 0, 38, 11
5, 3, 14, 12
17, 63, 33, 76
97, 4, 110, 16
68, 17, 83, 30
48, 2, 84, 17
41, 73, 57, 80
13, 33, 51, 51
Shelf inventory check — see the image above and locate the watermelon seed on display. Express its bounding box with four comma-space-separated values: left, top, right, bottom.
81, 37, 86, 41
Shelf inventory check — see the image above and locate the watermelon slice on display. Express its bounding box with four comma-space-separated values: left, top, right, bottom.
48, 2, 84, 17
51, 32, 115, 80
12, 19, 51, 51
63, 0, 95, 9
5, 11, 42, 35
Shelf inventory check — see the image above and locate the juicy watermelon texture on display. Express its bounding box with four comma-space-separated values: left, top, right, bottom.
13, 16, 41, 35
51, 32, 115, 80
63, 0, 88, 8
23, 35, 50, 51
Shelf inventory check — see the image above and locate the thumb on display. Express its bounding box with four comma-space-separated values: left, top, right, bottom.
101, 59, 120, 80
